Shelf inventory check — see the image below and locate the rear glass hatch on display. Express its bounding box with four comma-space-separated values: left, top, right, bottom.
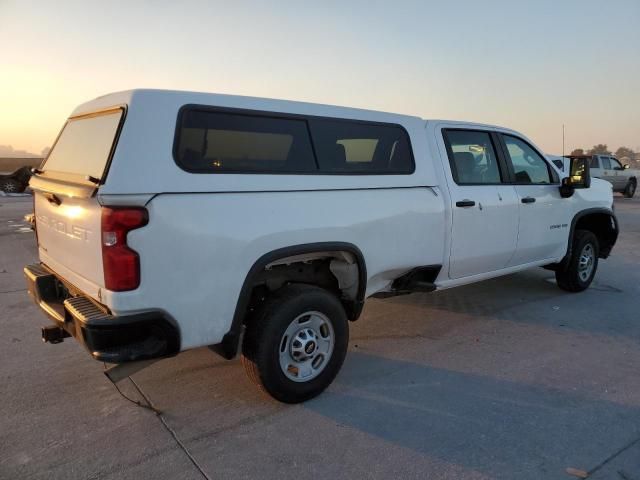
30, 107, 125, 298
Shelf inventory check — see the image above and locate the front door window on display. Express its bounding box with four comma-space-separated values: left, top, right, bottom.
503, 135, 552, 184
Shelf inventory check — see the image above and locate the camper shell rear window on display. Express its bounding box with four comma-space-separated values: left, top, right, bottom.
173, 106, 415, 175
42, 108, 124, 180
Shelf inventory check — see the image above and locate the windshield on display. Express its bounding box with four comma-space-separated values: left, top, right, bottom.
43, 109, 123, 179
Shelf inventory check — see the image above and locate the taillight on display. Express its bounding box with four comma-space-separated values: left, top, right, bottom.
101, 207, 148, 291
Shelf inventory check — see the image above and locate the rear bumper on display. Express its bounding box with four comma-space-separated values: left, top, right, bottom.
24, 263, 179, 363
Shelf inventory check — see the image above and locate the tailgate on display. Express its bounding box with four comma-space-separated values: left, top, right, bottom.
34, 189, 104, 299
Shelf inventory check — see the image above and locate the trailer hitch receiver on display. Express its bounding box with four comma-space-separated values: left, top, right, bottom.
41, 325, 70, 344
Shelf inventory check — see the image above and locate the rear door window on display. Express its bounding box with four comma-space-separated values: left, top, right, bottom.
443, 130, 502, 184
43, 109, 123, 179
601, 156, 612, 169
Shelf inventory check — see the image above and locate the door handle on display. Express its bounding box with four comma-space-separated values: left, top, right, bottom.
44, 192, 61, 206
521, 197, 536, 204
456, 199, 476, 208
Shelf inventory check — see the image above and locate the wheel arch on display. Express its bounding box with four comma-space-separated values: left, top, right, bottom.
560, 208, 618, 269
211, 242, 367, 360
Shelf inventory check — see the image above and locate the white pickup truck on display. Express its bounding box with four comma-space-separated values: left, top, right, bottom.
566, 154, 637, 198
24, 90, 618, 403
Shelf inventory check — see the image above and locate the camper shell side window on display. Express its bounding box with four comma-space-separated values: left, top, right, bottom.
173, 106, 415, 175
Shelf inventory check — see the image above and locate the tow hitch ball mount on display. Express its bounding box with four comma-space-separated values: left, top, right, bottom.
41, 326, 70, 344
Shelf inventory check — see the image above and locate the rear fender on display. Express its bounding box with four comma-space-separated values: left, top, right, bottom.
211, 242, 367, 360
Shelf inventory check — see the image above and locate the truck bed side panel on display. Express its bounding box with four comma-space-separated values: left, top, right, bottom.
102, 188, 445, 349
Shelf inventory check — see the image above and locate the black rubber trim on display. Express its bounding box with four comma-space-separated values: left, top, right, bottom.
212, 242, 367, 360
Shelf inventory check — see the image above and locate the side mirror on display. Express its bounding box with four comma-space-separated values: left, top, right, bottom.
624, 164, 630, 170
560, 156, 591, 198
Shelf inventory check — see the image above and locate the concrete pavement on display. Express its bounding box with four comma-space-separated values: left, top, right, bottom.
1, 195, 639, 479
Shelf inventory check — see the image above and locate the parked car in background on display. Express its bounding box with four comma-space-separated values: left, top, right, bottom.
547, 155, 568, 174
0, 166, 32, 193
566, 154, 637, 198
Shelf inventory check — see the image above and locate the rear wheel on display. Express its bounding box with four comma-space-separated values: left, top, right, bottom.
556, 230, 599, 292
241, 284, 349, 403
0, 178, 23, 193
624, 180, 636, 198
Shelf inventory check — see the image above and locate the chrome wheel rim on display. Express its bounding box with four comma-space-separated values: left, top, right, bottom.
279, 311, 334, 383
2, 182, 18, 193
578, 243, 595, 282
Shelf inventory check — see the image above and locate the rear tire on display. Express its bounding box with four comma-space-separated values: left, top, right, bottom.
241, 284, 349, 403
556, 230, 599, 292
0, 178, 24, 193
624, 180, 636, 198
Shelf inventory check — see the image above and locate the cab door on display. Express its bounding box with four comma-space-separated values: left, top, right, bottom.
499, 134, 570, 265
589, 155, 602, 179
598, 156, 617, 188
440, 128, 519, 279
608, 157, 626, 189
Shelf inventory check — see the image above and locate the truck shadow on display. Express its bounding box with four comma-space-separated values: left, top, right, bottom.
307, 351, 640, 479
368, 267, 639, 340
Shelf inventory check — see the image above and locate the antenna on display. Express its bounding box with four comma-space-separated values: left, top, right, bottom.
562, 124, 565, 157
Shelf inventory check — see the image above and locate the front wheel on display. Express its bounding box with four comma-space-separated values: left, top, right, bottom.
624, 180, 636, 198
556, 230, 599, 292
241, 284, 349, 403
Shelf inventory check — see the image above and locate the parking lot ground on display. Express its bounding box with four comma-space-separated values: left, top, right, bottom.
1, 195, 639, 480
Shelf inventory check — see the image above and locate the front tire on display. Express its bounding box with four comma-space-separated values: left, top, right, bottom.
241, 284, 349, 403
556, 230, 599, 292
624, 180, 636, 198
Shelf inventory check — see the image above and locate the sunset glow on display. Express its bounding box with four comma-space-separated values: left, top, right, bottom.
1, 0, 638, 156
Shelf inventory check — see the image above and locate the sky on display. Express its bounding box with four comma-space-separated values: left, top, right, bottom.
1, 0, 638, 156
